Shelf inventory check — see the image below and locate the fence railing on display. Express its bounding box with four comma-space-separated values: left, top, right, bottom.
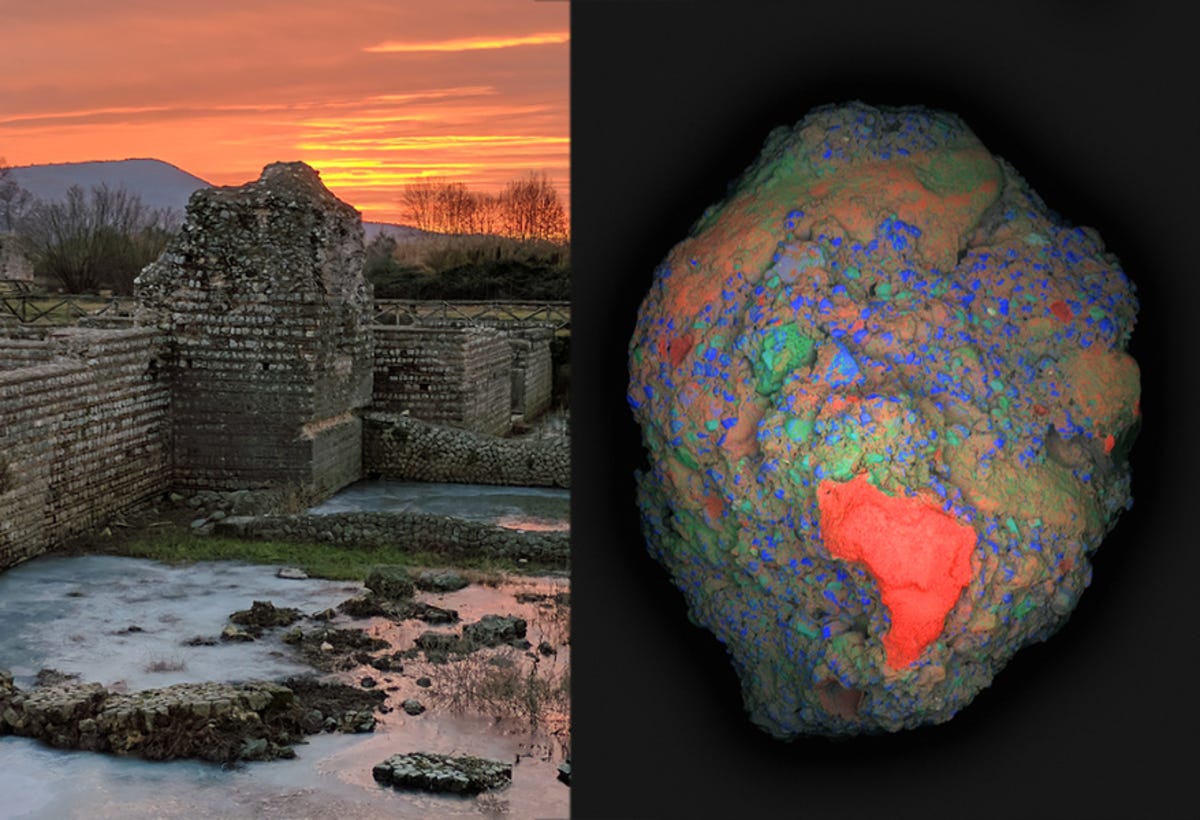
372, 300, 570, 331
0, 283, 137, 325
0, 284, 571, 332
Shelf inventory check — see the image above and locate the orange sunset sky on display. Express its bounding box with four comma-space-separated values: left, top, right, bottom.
0, 0, 569, 226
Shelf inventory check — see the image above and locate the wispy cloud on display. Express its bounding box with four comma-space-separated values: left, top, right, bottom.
0, 105, 174, 127
363, 31, 568, 54
366, 86, 498, 103
1, 1, 568, 225
299, 136, 570, 151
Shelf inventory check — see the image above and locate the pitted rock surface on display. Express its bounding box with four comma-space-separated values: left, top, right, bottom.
628, 101, 1140, 736
0, 674, 381, 762
372, 751, 512, 794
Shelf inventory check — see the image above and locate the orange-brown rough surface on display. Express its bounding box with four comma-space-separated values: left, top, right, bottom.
629, 102, 1139, 736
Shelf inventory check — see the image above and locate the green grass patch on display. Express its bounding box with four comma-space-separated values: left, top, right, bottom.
80, 532, 561, 582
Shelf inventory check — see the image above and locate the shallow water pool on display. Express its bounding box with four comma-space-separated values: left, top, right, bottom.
309, 480, 570, 532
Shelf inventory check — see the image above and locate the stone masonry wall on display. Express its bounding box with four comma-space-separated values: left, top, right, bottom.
371, 326, 510, 436
0, 332, 58, 370
136, 162, 373, 495
0, 327, 171, 570
509, 328, 553, 421
381, 317, 556, 423
362, 412, 569, 488
216, 511, 569, 566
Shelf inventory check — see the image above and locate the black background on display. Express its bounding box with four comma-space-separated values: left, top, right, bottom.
571, 1, 1197, 818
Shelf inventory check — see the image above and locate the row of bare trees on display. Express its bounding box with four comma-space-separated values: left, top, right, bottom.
402, 172, 568, 241
1, 158, 179, 294
0, 158, 568, 294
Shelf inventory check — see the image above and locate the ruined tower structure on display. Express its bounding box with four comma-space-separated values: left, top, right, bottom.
136, 162, 373, 494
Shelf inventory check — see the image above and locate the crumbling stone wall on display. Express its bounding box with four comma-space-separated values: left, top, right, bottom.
215, 510, 569, 566
361, 412, 569, 488
0, 327, 171, 570
371, 326, 510, 436
136, 162, 372, 495
0, 163, 567, 574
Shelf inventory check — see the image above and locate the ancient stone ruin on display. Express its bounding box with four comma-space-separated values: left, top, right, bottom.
0, 162, 566, 572
137, 161, 373, 494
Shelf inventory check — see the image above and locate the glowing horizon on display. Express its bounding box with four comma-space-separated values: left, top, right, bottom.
0, 1, 568, 227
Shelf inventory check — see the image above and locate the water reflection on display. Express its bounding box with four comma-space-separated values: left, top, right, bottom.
309, 480, 569, 532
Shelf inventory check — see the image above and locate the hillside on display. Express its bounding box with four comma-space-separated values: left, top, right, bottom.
8, 159, 210, 215
7, 158, 422, 239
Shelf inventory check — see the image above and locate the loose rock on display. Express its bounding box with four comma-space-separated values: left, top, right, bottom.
0, 675, 381, 763
364, 565, 415, 601
228, 600, 303, 637
372, 752, 511, 794
414, 569, 470, 593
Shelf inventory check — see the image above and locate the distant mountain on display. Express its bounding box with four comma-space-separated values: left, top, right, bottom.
8, 158, 425, 240
9, 159, 210, 215
363, 222, 430, 243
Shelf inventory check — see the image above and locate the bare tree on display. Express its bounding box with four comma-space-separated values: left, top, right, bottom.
0, 158, 33, 232
435, 182, 478, 234
402, 174, 567, 240
404, 179, 491, 234
498, 172, 567, 242
17, 184, 177, 294
402, 179, 441, 232
464, 190, 499, 236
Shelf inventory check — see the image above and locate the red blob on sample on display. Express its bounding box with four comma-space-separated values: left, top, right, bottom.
1103, 433, 1115, 454
703, 492, 724, 522
669, 332, 694, 369
1049, 300, 1073, 322
817, 474, 976, 669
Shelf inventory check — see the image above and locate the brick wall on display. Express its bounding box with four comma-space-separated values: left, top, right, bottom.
371, 326, 511, 436
382, 317, 556, 423
163, 296, 371, 492
0, 327, 171, 570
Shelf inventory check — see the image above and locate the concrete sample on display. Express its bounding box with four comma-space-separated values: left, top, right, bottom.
628, 102, 1140, 736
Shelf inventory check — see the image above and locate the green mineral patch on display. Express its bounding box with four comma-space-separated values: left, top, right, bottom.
914, 147, 1002, 199
675, 447, 699, 470
756, 324, 816, 395
785, 416, 814, 442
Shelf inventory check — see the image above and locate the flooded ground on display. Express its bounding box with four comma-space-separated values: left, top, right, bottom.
309, 480, 570, 532
0, 555, 569, 819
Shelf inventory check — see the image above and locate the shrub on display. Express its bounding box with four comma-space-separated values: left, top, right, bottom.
16, 184, 178, 295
